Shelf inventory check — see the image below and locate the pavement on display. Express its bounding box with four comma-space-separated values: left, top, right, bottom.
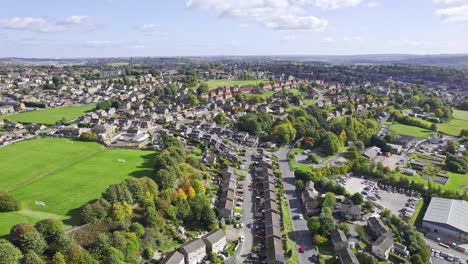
423, 237, 468, 262
226, 148, 255, 264
275, 146, 317, 264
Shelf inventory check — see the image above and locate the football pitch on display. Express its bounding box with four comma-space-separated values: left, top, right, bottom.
5, 104, 95, 125
0, 137, 155, 236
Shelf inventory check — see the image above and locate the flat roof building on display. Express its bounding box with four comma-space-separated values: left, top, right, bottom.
423, 198, 468, 241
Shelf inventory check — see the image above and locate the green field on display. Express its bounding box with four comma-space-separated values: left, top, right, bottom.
0, 137, 155, 236
5, 104, 95, 125
393, 171, 467, 192
439, 109, 468, 136
204, 79, 269, 90
390, 123, 434, 139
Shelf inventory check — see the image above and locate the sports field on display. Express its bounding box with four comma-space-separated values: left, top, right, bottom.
5, 104, 95, 125
0, 137, 155, 236
439, 109, 468, 136
390, 123, 434, 139
204, 79, 269, 90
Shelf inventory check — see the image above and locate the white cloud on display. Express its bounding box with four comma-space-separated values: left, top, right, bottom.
365, 1, 379, 8
85, 40, 116, 48
139, 23, 160, 31
310, 0, 364, 10
185, 0, 328, 31
433, 0, 468, 4
62, 16, 95, 26
0, 16, 95, 33
436, 5, 468, 22
0, 17, 66, 32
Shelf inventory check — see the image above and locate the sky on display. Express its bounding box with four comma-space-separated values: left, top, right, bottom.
0, 0, 467, 57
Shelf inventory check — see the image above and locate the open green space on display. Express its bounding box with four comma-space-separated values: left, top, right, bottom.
204, 79, 269, 90
5, 104, 95, 125
390, 123, 434, 139
280, 198, 299, 264
392, 171, 467, 192
0, 137, 155, 236
439, 109, 468, 136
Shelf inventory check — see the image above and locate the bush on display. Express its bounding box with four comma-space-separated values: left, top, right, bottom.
0, 191, 21, 212
79, 132, 98, 142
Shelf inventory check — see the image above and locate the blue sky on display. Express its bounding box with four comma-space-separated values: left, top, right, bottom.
0, 0, 467, 57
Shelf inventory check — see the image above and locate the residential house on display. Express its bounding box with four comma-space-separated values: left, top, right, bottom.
302, 181, 319, 216
336, 203, 362, 219
372, 235, 393, 260
160, 251, 185, 264
202, 229, 227, 254
336, 248, 359, 264
179, 239, 206, 264
265, 236, 284, 264
367, 217, 391, 239
331, 229, 349, 252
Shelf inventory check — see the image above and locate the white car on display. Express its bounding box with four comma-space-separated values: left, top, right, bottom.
297, 214, 304, 220
239, 235, 245, 242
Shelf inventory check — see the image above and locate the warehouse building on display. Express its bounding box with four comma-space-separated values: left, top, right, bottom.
422, 198, 468, 241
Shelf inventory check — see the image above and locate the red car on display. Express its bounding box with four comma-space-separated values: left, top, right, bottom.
255, 231, 265, 236
299, 247, 305, 253
249, 187, 254, 191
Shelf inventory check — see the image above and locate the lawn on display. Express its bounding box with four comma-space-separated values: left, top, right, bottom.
392, 171, 467, 192
0, 137, 155, 236
439, 109, 468, 136
409, 197, 424, 226
5, 104, 95, 125
390, 123, 434, 139
204, 79, 269, 90
280, 198, 299, 263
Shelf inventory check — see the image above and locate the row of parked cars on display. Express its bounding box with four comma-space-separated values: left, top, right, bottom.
430, 248, 464, 263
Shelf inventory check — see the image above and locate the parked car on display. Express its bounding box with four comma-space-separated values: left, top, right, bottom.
299, 247, 305, 253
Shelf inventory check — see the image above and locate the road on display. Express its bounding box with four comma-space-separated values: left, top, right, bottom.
226, 148, 255, 264
275, 146, 316, 264
423, 237, 468, 262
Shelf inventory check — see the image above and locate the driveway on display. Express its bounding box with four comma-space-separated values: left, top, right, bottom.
275, 146, 317, 264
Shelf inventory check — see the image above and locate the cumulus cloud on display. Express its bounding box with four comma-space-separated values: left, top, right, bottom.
62, 16, 95, 26
0, 17, 66, 32
139, 23, 160, 31
433, 0, 468, 4
436, 5, 468, 22
185, 0, 328, 31
0, 16, 95, 33
310, 0, 364, 10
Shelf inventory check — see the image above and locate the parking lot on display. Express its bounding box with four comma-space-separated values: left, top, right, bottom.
341, 177, 417, 217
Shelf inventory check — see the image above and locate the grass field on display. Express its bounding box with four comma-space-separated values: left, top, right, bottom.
390, 123, 434, 139
5, 104, 95, 125
439, 109, 468, 136
204, 79, 269, 90
393, 171, 467, 192
0, 137, 155, 236
280, 198, 299, 263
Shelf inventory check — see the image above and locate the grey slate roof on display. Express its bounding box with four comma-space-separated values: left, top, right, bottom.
423, 198, 468, 234
203, 229, 225, 244
160, 250, 184, 264
180, 238, 205, 254
336, 247, 359, 264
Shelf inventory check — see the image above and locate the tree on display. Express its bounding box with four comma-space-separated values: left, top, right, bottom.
446, 140, 459, 154
307, 153, 320, 164
350, 193, 364, 205
51, 252, 66, 264
0, 191, 21, 212
295, 179, 305, 192
177, 188, 187, 200
144, 206, 160, 227
319, 208, 336, 235
307, 217, 321, 235
0, 239, 22, 264
322, 192, 336, 209
17, 231, 47, 254
35, 219, 64, 244
196, 83, 209, 95
80, 198, 111, 224
214, 112, 227, 125
272, 122, 297, 145
187, 94, 199, 107
22, 251, 45, 264
313, 234, 327, 246
186, 186, 196, 199
129, 222, 145, 237
322, 132, 341, 155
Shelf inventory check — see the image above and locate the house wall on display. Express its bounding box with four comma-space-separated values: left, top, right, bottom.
210, 237, 227, 253
372, 245, 390, 260
184, 246, 206, 264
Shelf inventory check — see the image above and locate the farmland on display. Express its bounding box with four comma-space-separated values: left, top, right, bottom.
439, 109, 468, 136
5, 104, 95, 125
204, 79, 269, 90
0, 137, 155, 236
390, 123, 434, 139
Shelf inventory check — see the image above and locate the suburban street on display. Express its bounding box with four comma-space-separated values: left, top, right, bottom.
275, 146, 316, 264
227, 148, 255, 264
